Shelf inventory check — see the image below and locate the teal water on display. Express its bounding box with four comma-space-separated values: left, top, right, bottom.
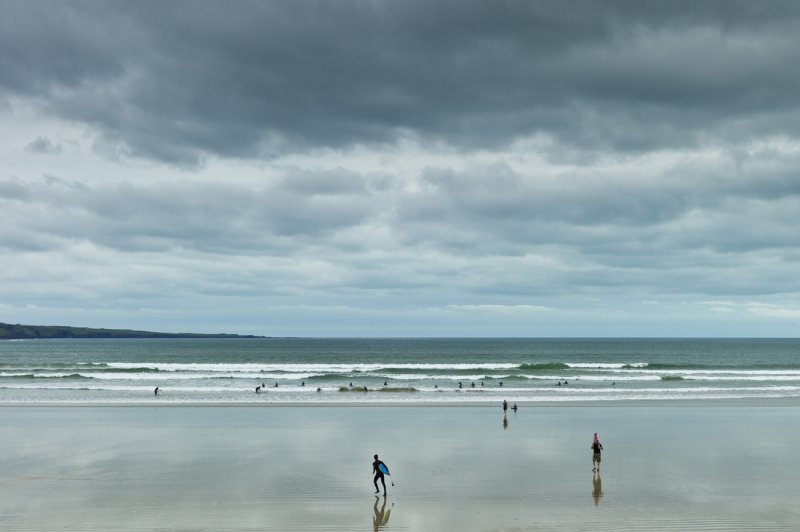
0, 338, 799, 404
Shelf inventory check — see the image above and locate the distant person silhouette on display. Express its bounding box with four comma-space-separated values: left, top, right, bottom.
502, 399, 508, 412
372, 454, 388, 495
591, 433, 604, 471
512, 403, 518, 412
255, 386, 261, 393
154, 387, 159, 396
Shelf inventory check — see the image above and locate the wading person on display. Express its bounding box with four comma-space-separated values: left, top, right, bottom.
591, 433, 604, 471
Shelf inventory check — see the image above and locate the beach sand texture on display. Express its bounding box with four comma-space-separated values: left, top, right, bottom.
1, 404, 799, 531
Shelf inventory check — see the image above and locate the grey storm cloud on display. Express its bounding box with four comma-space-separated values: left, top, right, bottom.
24, 136, 62, 154
0, 172, 382, 255
3, 1, 800, 336
3, 137, 799, 298
3, 1, 800, 164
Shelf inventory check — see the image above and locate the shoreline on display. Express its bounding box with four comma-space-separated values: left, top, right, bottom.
3, 396, 800, 408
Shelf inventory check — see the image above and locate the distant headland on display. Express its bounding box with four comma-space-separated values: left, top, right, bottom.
0, 322, 265, 340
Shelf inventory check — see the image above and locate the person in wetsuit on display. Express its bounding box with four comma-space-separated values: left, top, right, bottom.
372, 454, 388, 495
591, 433, 604, 471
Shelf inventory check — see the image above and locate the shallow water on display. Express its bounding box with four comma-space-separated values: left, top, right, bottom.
1, 404, 799, 530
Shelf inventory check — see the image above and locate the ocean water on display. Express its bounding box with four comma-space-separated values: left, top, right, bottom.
0, 337, 799, 405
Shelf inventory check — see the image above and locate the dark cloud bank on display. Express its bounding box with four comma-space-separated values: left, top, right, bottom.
3, 1, 800, 164
3, 1, 800, 334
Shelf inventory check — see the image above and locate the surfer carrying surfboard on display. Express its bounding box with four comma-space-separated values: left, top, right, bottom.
372, 454, 389, 495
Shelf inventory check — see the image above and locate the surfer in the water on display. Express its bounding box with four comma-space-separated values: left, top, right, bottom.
154, 387, 159, 396
372, 454, 388, 495
591, 433, 604, 471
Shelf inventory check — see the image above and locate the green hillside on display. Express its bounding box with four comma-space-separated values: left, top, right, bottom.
0, 322, 264, 339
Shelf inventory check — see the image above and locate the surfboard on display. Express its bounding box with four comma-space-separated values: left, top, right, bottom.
378, 463, 390, 476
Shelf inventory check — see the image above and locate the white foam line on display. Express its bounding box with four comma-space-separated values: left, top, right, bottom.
566, 363, 648, 369
106, 362, 520, 372
598, 369, 800, 376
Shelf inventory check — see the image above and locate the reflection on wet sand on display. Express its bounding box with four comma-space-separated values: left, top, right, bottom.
373, 495, 393, 530
503, 412, 508, 430
592, 471, 602, 506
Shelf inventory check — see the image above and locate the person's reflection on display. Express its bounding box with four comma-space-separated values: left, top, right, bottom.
592, 470, 603, 506
503, 412, 508, 430
373, 494, 393, 530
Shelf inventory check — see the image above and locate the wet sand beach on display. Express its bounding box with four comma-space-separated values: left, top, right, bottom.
1, 404, 799, 531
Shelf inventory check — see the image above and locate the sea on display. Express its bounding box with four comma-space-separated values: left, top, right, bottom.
1, 337, 799, 405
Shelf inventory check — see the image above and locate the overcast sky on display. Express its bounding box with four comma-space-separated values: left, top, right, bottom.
2, 1, 800, 336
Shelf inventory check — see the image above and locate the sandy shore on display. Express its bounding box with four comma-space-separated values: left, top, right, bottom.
1, 404, 799, 531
